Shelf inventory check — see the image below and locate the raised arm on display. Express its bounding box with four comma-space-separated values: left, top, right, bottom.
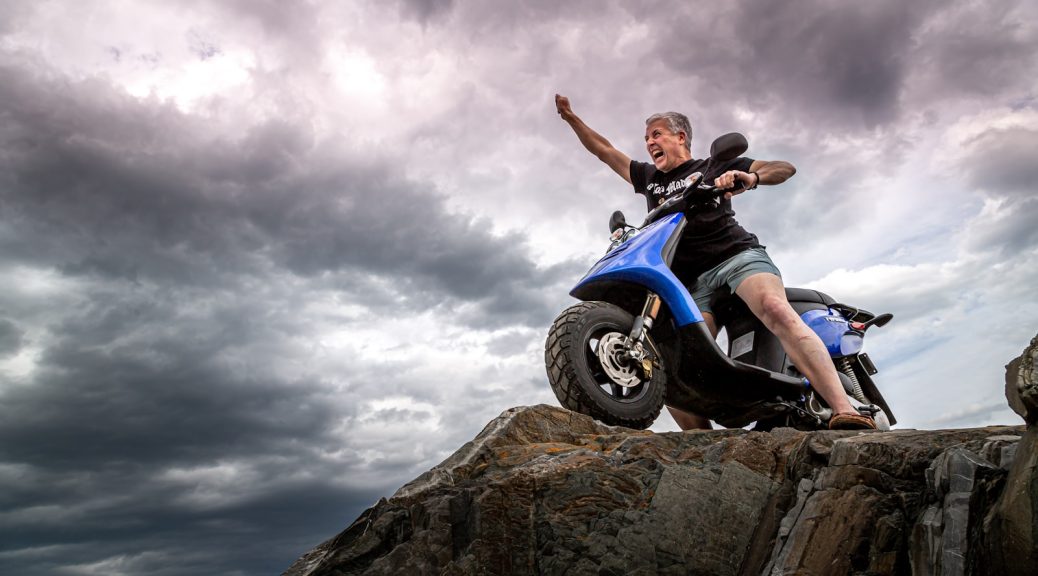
555, 94, 632, 184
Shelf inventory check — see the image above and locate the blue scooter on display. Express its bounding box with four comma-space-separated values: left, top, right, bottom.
544, 133, 894, 430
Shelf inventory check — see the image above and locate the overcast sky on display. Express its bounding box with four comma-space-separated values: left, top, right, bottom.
1, 0, 1036, 574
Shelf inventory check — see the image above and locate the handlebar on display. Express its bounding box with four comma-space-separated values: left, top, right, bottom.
640, 174, 748, 227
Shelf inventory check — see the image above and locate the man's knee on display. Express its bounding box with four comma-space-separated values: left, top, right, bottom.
757, 292, 798, 332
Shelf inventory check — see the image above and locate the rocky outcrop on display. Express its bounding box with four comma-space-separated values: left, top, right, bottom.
285, 337, 1038, 575
1005, 333, 1038, 424
981, 333, 1038, 575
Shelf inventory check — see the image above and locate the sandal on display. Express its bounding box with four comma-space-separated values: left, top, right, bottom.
829, 412, 877, 430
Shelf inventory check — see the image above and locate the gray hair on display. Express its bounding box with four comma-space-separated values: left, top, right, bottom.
645, 112, 693, 152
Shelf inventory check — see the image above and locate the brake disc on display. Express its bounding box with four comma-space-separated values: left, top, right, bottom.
596, 332, 641, 388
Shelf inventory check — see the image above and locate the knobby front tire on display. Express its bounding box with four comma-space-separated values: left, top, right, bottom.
544, 301, 665, 430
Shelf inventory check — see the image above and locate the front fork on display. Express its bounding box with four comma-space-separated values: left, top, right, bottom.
624, 293, 662, 378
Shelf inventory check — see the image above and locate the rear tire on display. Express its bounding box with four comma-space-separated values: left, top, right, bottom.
544, 301, 665, 429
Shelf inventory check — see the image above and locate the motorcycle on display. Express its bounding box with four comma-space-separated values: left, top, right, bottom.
544, 133, 894, 431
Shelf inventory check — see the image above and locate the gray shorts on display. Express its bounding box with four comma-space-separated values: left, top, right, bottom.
690, 247, 781, 315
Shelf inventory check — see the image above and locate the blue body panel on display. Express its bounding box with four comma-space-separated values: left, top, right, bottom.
570, 213, 705, 327
802, 309, 863, 357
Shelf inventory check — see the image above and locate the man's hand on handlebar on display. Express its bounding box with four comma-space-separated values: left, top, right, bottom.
714, 170, 758, 199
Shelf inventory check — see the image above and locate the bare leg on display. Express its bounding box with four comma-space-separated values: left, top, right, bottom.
702, 311, 718, 337
734, 273, 860, 417
668, 406, 712, 430
667, 312, 718, 430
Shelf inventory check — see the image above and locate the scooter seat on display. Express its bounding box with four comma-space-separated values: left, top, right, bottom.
784, 288, 836, 305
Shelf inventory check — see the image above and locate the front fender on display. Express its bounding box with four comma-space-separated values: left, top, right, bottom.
570, 213, 704, 327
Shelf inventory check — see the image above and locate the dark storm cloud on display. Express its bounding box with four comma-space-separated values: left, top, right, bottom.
0, 298, 338, 467
964, 196, 1038, 256
954, 124, 1038, 254
645, 0, 929, 130
912, 0, 1038, 100
0, 278, 381, 573
0, 54, 569, 326
398, 0, 456, 23
0, 477, 387, 576
0, 47, 566, 573
629, 0, 1037, 135
0, 318, 23, 357
0, 261, 441, 572
960, 126, 1038, 196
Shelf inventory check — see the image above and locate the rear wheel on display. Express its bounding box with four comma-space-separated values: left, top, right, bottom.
544, 301, 665, 429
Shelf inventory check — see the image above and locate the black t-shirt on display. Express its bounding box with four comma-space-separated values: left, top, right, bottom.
630, 156, 761, 281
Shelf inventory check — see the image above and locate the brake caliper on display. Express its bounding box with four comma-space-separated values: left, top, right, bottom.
641, 357, 653, 379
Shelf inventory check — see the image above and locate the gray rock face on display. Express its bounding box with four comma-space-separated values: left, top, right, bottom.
283, 404, 1034, 576
911, 444, 1013, 576
1006, 334, 1038, 424
982, 425, 1038, 576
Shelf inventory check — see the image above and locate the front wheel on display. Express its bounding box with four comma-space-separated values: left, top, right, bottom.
544, 301, 665, 429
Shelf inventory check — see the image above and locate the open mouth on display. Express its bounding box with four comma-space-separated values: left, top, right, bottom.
651, 150, 664, 160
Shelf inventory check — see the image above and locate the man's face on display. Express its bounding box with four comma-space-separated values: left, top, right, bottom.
644, 119, 689, 172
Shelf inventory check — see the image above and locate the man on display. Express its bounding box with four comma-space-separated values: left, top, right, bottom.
554, 94, 875, 431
